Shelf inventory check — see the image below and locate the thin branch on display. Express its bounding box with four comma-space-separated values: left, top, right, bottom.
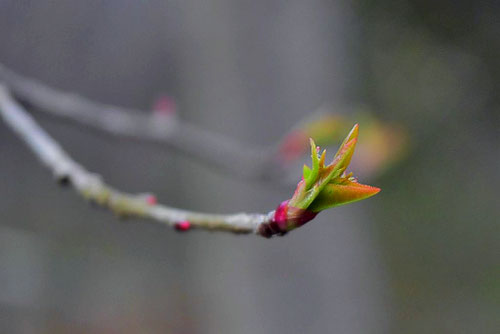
0, 84, 273, 236
0, 63, 279, 180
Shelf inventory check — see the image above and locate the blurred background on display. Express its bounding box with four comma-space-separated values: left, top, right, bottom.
0, 1, 498, 333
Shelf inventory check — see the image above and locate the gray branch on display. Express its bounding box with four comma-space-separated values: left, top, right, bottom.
0, 84, 274, 236
0, 63, 281, 180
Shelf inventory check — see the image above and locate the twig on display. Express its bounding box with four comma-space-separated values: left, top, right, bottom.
0, 84, 273, 236
0, 63, 278, 180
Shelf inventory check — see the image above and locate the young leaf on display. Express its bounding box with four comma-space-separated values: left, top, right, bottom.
285, 124, 380, 217
263, 124, 381, 237
308, 178, 380, 212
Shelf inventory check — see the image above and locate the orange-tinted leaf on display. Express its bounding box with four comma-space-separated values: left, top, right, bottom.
309, 180, 380, 212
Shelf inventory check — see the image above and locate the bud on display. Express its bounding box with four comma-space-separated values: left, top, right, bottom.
175, 220, 191, 231
152, 95, 177, 117
145, 194, 157, 205
261, 124, 380, 237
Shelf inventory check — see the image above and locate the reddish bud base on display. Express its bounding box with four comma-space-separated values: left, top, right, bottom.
258, 201, 317, 238
273, 201, 289, 227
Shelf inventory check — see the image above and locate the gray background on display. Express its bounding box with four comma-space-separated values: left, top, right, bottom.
0, 1, 498, 333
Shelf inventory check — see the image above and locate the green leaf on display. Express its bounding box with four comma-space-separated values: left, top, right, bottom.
287, 124, 380, 213
305, 138, 320, 189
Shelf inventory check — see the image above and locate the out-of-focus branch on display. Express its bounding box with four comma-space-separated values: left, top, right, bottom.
0, 63, 409, 184
0, 85, 273, 236
0, 63, 277, 180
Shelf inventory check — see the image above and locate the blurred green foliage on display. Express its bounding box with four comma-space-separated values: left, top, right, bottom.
355, 0, 499, 332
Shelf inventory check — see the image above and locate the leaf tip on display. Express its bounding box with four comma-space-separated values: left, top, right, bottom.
347, 123, 359, 141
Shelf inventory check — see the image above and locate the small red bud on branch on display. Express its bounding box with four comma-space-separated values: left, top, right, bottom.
175, 220, 191, 231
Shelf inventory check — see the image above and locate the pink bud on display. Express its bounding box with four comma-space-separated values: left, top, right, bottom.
175, 220, 191, 231
152, 95, 177, 117
145, 194, 157, 205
